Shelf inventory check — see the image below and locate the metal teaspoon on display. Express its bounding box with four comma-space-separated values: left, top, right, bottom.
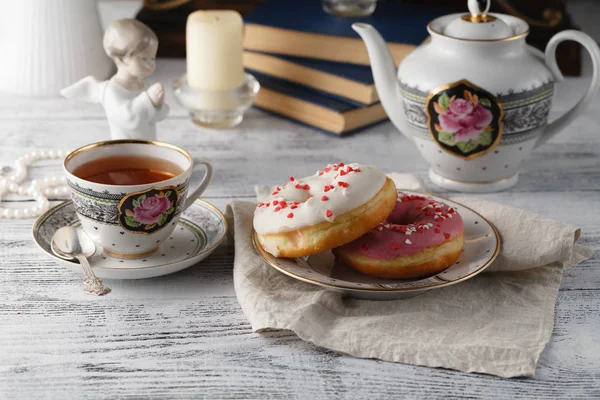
51, 226, 111, 296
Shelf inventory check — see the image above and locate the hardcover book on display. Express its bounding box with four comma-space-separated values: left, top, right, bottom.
249, 71, 387, 135
243, 0, 448, 66
243, 51, 378, 105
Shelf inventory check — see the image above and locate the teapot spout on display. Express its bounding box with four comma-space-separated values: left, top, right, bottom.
352, 23, 412, 139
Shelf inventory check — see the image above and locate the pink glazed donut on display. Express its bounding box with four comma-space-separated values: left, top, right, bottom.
334, 192, 464, 279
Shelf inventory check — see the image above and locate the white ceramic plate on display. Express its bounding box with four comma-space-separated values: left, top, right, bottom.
33, 200, 227, 280
253, 191, 500, 300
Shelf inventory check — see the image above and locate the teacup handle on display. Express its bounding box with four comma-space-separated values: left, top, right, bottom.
536, 30, 600, 148
183, 158, 214, 211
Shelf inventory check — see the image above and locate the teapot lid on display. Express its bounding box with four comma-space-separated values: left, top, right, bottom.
436, 0, 528, 41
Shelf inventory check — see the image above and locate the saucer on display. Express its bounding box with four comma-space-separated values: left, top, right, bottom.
33, 200, 227, 280
253, 192, 500, 300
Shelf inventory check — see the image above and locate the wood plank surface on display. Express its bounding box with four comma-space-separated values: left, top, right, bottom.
1, 3, 600, 396
1, 92, 599, 399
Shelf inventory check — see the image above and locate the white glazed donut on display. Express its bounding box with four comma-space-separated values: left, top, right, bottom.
253, 162, 397, 257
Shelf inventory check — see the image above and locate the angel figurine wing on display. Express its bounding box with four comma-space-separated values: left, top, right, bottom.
60, 76, 106, 104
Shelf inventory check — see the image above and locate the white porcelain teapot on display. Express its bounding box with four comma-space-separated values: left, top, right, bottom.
353, 0, 600, 192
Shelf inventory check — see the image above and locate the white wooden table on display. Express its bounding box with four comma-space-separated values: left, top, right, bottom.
1, 3, 600, 397
0, 57, 598, 399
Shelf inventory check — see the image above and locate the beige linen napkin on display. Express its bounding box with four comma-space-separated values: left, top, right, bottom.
227, 175, 592, 378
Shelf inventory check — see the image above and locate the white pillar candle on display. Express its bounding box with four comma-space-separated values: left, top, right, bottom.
186, 10, 245, 90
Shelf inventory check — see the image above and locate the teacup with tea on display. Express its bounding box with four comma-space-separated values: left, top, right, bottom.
64, 139, 213, 258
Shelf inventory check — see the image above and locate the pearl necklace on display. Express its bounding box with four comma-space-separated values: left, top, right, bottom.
0, 150, 70, 219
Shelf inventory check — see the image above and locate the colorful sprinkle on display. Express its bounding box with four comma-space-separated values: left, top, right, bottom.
325, 210, 333, 218
287, 213, 294, 218
392, 242, 399, 250
405, 239, 412, 244
274, 207, 281, 212
444, 233, 451, 239
321, 196, 328, 201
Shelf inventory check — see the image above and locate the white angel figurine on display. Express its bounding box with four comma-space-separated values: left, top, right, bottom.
61, 19, 169, 140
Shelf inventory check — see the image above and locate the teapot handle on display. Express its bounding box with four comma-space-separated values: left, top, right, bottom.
535, 30, 600, 148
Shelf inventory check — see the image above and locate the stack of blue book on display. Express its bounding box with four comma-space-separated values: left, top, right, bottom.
242, 0, 446, 135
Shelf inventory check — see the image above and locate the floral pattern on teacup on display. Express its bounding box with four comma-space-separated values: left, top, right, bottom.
426, 80, 503, 160
118, 186, 178, 234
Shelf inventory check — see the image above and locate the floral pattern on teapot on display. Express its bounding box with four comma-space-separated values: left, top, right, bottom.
426, 80, 503, 160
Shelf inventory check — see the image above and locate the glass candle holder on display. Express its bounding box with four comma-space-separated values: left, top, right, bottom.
322, 0, 377, 18
174, 72, 260, 129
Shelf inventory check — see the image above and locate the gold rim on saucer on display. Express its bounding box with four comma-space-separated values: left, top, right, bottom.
32, 199, 227, 271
